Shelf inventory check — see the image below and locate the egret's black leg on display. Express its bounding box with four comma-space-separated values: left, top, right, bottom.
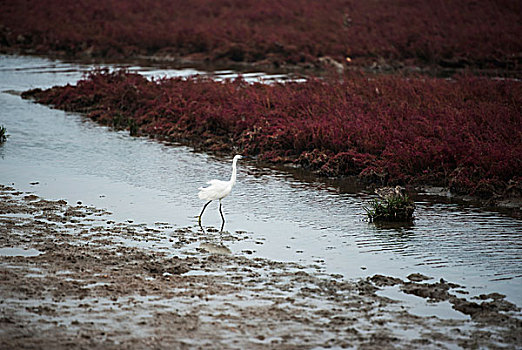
198, 200, 212, 227
219, 200, 225, 231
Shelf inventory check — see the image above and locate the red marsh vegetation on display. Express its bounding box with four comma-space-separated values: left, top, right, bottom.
23, 70, 522, 200
1, 0, 521, 75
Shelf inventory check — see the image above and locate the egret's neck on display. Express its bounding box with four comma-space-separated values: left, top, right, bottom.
230, 159, 238, 184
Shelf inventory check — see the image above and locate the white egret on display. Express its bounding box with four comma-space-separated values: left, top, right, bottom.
198, 155, 243, 230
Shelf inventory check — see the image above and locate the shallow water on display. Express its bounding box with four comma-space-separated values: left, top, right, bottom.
0, 247, 43, 257
1, 55, 521, 310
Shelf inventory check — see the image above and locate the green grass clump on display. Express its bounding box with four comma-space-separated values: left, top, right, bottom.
364, 195, 415, 223
0, 125, 8, 143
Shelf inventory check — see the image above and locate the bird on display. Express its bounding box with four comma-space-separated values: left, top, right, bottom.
198, 155, 243, 231
374, 185, 406, 200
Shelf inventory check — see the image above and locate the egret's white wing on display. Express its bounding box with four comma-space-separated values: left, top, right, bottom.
198, 179, 219, 189
198, 179, 232, 200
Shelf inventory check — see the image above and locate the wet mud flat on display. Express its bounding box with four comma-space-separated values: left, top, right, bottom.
1, 184, 521, 349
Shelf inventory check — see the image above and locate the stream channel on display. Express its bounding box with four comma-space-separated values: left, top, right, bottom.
1, 55, 521, 319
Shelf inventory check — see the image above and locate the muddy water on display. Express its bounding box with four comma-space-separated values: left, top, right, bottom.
1, 55, 521, 312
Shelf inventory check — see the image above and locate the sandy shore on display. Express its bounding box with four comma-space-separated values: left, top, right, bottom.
1, 184, 520, 349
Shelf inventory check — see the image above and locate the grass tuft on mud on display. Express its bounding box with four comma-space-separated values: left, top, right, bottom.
0, 125, 8, 143
364, 196, 415, 223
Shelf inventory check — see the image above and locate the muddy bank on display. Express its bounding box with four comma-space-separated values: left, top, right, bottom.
1, 184, 521, 349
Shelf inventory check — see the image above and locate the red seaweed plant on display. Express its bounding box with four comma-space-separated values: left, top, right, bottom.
22, 70, 522, 200
2, 0, 521, 75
